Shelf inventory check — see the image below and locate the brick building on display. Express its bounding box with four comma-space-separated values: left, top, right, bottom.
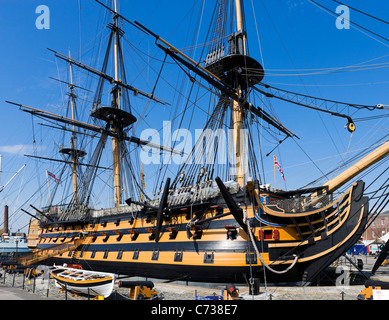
363, 210, 389, 241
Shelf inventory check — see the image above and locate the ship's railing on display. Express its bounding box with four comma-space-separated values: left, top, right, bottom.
89, 180, 240, 218
266, 193, 341, 213
16, 239, 83, 266
56, 206, 90, 221
91, 203, 143, 218
167, 180, 239, 207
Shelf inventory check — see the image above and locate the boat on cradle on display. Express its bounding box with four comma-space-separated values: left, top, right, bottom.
49, 265, 115, 298
7, 0, 389, 286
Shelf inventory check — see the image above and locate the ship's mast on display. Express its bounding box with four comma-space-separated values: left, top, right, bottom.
112, 0, 122, 207
235, 0, 246, 54
57, 49, 87, 207
232, 0, 246, 187
68, 50, 79, 206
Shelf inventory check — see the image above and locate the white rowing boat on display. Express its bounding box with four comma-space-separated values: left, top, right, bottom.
49, 265, 115, 298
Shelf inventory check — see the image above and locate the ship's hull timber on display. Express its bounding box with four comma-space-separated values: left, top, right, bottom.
29, 181, 368, 285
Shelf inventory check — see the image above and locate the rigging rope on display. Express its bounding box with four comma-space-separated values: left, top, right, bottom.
330, 0, 389, 26
308, 0, 389, 49
257, 83, 378, 111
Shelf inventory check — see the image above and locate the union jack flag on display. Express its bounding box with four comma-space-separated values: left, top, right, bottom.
273, 154, 286, 181
47, 171, 60, 183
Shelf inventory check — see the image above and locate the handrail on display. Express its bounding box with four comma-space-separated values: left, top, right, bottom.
17, 238, 83, 266
255, 185, 354, 218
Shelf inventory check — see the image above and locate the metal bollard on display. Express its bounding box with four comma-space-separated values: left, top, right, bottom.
249, 277, 260, 295
46, 276, 50, 298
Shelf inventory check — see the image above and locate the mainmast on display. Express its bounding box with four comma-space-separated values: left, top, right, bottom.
200, 0, 264, 187
89, 0, 138, 208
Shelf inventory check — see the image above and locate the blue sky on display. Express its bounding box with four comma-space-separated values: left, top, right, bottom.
0, 0, 389, 232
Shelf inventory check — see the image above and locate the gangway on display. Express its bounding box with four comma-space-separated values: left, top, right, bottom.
16, 238, 83, 266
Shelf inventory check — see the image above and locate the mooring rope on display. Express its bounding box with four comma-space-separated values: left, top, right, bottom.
244, 211, 298, 274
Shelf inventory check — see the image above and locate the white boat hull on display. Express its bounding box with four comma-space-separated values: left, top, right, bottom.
50, 266, 115, 298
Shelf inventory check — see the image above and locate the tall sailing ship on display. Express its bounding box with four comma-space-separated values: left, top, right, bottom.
7, 0, 389, 285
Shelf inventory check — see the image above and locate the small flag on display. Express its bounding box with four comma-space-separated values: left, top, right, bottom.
273, 154, 286, 181
47, 171, 60, 183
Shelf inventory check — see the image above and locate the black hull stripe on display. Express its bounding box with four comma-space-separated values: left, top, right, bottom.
40, 217, 243, 239
38, 239, 270, 253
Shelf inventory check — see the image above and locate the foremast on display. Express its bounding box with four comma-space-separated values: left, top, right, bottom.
112, 0, 122, 208
232, 0, 246, 187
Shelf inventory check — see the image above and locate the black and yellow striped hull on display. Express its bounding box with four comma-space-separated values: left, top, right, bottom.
29, 181, 368, 285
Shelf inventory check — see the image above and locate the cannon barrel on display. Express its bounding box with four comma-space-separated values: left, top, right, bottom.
118, 281, 154, 289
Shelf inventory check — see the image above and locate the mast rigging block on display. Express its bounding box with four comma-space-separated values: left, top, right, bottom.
107, 22, 125, 37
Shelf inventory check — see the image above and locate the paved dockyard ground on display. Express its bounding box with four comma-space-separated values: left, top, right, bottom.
0, 255, 387, 300
0, 275, 364, 300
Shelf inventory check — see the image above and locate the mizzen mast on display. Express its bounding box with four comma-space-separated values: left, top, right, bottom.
58, 49, 86, 206
69, 49, 80, 206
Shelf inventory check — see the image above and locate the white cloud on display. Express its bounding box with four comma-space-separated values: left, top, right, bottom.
0, 144, 45, 155
287, 0, 306, 10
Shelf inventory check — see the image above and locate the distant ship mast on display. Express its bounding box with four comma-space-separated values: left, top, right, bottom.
0, 161, 26, 194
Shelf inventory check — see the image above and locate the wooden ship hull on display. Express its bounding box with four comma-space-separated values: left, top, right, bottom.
27, 177, 369, 285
